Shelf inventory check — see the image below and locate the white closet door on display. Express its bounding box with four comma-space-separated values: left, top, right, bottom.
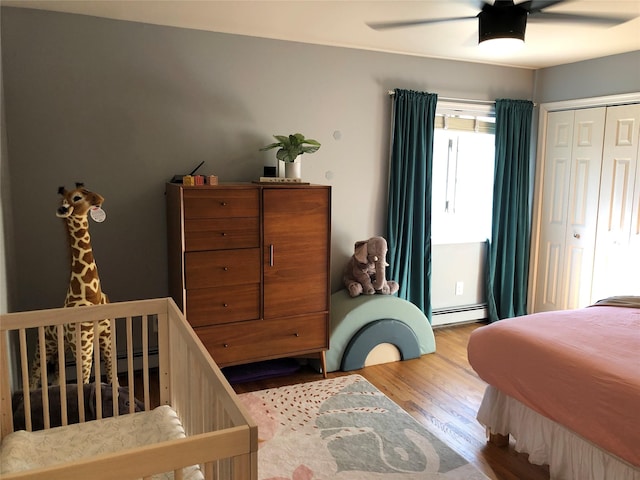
535, 110, 574, 311
534, 107, 606, 312
564, 107, 606, 309
592, 104, 640, 300
631, 140, 640, 284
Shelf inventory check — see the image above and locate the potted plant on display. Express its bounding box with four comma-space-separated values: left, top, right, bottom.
260, 133, 321, 179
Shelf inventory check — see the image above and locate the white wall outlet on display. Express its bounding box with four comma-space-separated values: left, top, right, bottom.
455, 281, 464, 296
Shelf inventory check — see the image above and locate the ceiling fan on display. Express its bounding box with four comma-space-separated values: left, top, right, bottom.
367, 0, 634, 46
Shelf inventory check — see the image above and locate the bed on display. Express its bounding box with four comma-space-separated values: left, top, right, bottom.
0, 297, 258, 480
467, 296, 640, 480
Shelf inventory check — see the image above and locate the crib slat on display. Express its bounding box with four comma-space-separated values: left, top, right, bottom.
126, 316, 135, 414
93, 319, 103, 419
142, 315, 150, 411
18, 329, 32, 432
158, 311, 171, 406
1, 331, 16, 438
75, 325, 85, 422
56, 324, 68, 426
232, 455, 250, 480
203, 461, 214, 480
221, 457, 231, 479
110, 317, 118, 416
37, 327, 51, 430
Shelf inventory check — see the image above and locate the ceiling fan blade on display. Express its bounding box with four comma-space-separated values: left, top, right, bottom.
528, 11, 635, 26
367, 15, 477, 30
520, 0, 571, 13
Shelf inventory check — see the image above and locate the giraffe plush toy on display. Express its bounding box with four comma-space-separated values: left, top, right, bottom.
30, 183, 114, 388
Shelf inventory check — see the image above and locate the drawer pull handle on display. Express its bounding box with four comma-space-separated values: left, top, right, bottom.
221, 232, 227, 236
223, 343, 229, 348
269, 244, 274, 267
223, 267, 229, 271
221, 202, 228, 206
294, 332, 300, 337
223, 303, 229, 307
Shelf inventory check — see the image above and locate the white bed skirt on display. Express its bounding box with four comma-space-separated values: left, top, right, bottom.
477, 385, 640, 480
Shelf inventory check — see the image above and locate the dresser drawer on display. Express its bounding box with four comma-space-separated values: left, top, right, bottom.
186, 284, 260, 327
195, 313, 328, 366
185, 217, 259, 251
183, 188, 259, 219
185, 248, 260, 289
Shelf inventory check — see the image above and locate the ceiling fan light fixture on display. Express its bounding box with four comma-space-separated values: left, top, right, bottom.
479, 37, 525, 54
478, 5, 527, 51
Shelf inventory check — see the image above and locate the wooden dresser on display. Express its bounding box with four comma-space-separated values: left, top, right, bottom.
166, 183, 331, 374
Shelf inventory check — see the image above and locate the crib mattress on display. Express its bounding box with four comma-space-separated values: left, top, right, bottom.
0, 405, 203, 480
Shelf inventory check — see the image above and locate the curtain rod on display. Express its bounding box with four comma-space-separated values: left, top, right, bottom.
387, 90, 495, 106
387, 90, 536, 107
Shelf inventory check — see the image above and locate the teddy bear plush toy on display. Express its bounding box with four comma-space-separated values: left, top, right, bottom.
343, 236, 400, 298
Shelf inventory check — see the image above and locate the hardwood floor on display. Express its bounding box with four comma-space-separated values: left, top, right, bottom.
232, 322, 550, 480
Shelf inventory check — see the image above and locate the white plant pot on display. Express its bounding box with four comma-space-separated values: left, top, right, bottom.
285, 158, 302, 179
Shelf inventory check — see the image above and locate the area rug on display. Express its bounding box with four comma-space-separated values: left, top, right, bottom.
238, 374, 489, 479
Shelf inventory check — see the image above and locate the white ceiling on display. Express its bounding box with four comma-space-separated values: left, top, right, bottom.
2, 0, 640, 69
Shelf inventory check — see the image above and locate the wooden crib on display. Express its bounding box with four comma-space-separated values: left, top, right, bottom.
0, 297, 258, 480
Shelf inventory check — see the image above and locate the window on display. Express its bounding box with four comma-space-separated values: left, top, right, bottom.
431, 105, 495, 244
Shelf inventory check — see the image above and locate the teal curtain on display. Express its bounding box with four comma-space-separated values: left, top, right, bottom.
386, 89, 438, 319
487, 99, 534, 322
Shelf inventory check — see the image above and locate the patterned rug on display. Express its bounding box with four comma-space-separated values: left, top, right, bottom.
238, 374, 489, 480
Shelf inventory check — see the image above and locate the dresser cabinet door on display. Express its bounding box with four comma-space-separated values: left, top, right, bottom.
263, 188, 331, 319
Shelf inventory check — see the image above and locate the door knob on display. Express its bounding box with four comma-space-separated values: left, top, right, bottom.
573, 233, 580, 239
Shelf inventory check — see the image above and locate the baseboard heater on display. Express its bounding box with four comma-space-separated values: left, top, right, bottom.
431, 303, 488, 326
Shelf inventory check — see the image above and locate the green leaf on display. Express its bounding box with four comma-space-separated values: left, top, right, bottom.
259, 142, 283, 151
300, 145, 320, 154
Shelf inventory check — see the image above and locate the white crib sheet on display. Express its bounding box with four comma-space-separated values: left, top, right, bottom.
1, 405, 203, 480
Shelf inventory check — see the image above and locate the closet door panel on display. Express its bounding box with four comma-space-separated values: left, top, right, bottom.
563, 108, 606, 309
631, 147, 640, 284
592, 104, 640, 299
534, 110, 574, 311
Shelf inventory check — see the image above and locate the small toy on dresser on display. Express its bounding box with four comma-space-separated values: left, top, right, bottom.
343, 236, 400, 297
183, 174, 218, 185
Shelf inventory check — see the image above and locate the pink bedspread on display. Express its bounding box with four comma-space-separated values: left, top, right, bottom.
467, 305, 640, 467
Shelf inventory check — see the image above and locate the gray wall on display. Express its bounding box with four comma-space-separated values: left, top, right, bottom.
533, 51, 640, 104
1, 7, 537, 313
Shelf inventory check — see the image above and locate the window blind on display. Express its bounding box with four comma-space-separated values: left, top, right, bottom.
435, 114, 495, 134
